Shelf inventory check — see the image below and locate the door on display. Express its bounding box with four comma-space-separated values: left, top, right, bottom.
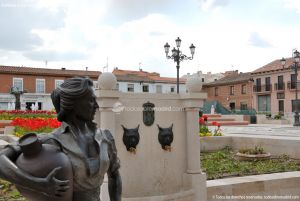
256, 78, 261, 92
229, 102, 235, 111
291, 74, 297, 89
278, 100, 284, 115
265, 77, 271, 91
278, 75, 284, 90
257, 95, 271, 112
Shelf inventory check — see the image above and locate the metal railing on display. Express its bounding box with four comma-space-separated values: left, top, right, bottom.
287, 81, 300, 90
274, 83, 285, 91
253, 84, 272, 93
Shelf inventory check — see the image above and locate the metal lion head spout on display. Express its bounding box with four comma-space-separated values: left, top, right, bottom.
157, 124, 174, 151
122, 125, 140, 154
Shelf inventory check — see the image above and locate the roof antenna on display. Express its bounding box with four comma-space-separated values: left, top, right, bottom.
139, 62, 142, 71
103, 57, 109, 72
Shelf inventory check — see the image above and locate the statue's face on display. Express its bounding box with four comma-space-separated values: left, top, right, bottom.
74, 87, 99, 121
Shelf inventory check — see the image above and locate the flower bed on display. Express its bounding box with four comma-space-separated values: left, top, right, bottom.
201, 147, 300, 180
11, 118, 61, 137
199, 115, 223, 137
0, 110, 56, 120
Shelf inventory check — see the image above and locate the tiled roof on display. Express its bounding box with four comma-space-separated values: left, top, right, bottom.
252, 58, 294, 74
0, 65, 100, 78
203, 72, 252, 87
115, 74, 153, 82
113, 69, 186, 84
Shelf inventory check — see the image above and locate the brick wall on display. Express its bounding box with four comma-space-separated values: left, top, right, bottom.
204, 82, 253, 110
0, 74, 98, 94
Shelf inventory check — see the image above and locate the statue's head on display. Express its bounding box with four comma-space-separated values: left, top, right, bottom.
51, 77, 99, 122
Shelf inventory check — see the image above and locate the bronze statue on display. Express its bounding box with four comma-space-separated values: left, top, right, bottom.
0, 77, 122, 201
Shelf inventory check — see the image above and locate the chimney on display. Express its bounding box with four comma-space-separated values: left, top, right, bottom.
61, 67, 66, 70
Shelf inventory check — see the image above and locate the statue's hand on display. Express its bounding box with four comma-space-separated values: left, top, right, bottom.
38, 167, 70, 197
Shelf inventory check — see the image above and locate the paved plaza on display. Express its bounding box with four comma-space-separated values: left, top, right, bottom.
216, 124, 300, 138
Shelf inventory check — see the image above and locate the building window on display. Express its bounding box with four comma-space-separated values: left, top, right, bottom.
55, 80, 64, 89
127, 84, 134, 92
229, 86, 234, 95
202, 78, 205, 82
115, 83, 119, 91
277, 92, 285, 99
214, 87, 218, 96
13, 78, 23, 91
143, 85, 149, 92
240, 102, 248, 110
292, 100, 299, 112
156, 85, 162, 93
170, 86, 175, 93
36, 79, 45, 93
241, 84, 246, 94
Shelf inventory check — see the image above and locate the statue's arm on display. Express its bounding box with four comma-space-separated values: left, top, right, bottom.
103, 129, 122, 201
0, 145, 69, 197
108, 169, 122, 201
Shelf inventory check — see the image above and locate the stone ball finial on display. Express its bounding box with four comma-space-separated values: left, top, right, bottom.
98, 72, 117, 90
186, 76, 202, 93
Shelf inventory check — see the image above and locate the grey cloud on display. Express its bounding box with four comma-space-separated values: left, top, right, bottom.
198, 0, 230, 10
102, 0, 183, 25
0, 4, 65, 51
249, 32, 272, 48
23, 50, 88, 61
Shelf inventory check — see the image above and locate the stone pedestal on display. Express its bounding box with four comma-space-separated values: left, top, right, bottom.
96, 90, 120, 136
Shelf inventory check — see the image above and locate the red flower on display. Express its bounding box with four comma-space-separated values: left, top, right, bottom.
199, 117, 205, 125
203, 115, 208, 121
11, 117, 61, 131
212, 121, 218, 126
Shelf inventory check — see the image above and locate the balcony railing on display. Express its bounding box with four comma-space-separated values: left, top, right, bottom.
253, 84, 272, 93
274, 83, 285, 91
287, 81, 300, 90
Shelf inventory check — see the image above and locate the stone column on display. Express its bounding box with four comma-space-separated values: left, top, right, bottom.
96, 72, 120, 136
96, 90, 120, 135
185, 107, 201, 173
181, 93, 207, 201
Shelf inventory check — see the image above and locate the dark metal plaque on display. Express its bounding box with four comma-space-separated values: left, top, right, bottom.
143, 102, 155, 126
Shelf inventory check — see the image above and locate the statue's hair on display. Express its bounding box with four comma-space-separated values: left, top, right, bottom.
51, 77, 94, 122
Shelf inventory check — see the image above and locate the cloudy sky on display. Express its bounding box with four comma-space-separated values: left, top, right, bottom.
1, 0, 300, 77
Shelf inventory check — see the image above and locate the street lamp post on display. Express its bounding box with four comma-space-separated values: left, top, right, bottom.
164, 37, 195, 94
292, 50, 300, 126
282, 50, 300, 126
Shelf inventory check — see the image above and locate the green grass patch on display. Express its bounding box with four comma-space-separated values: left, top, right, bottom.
201, 147, 300, 180
0, 179, 26, 201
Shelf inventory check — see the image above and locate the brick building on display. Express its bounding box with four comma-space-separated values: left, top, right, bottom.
203, 72, 253, 111
0, 66, 100, 110
0, 66, 187, 111
251, 58, 300, 116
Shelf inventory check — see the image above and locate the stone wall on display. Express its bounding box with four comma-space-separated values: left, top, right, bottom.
96, 89, 207, 201
207, 172, 300, 201
201, 135, 300, 159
